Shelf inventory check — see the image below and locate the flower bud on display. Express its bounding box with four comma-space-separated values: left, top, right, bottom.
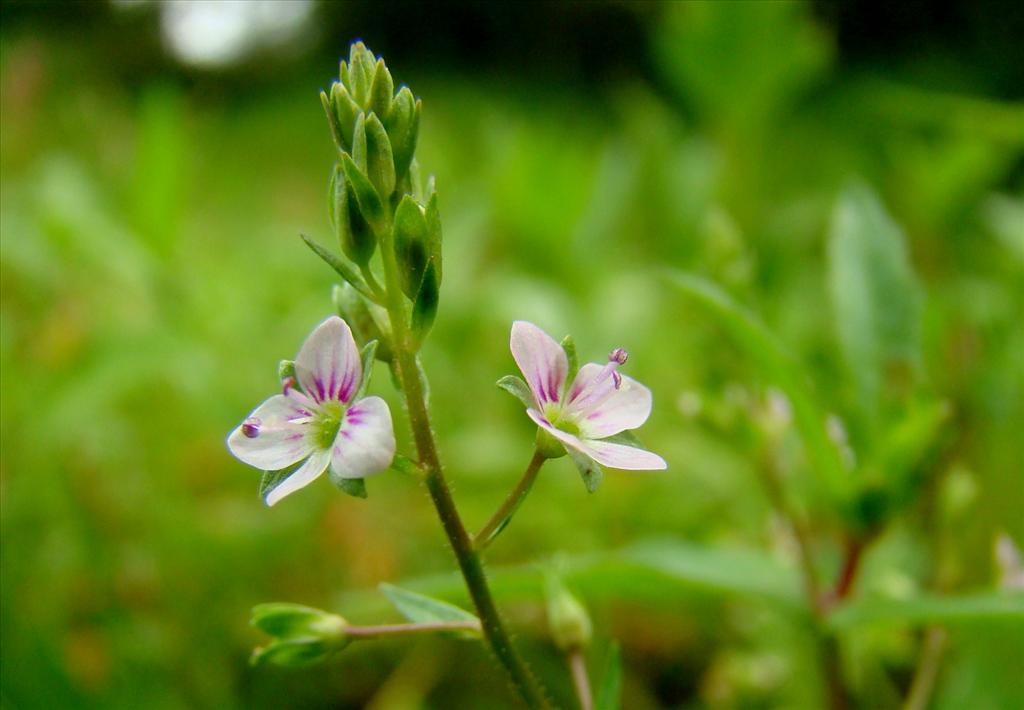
545, 575, 592, 652
341, 153, 387, 236
331, 163, 375, 265
369, 58, 394, 120
333, 283, 392, 362
329, 82, 360, 150
250, 603, 351, 667
393, 195, 429, 298
385, 86, 420, 180
346, 41, 375, 105
363, 112, 396, 199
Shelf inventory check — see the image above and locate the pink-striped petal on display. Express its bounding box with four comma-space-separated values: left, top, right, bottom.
526, 409, 666, 471
576, 438, 667, 471
329, 396, 396, 479
575, 373, 653, 439
227, 394, 314, 470
510, 321, 568, 407
264, 449, 332, 506
295, 316, 361, 405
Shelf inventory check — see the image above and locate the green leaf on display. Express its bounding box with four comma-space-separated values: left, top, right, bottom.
496, 374, 534, 409
560, 334, 579, 383
379, 583, 481, 638
828, 183, 923, 416
595, 642, 623, 710
669, 271, 851, 506
355, 339, 378, 400
410, 261, 439, 348
299, 233, 375, 301
567, 446, 603, 493
827, 592, 1024, 632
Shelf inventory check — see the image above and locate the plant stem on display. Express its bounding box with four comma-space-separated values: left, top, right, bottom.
902, 627, 948, 710
347, 620, 481, 638
756, 450, 850, 710
567, 650, 593, 710
378, 220, 553, 710
474, 449, 547, 550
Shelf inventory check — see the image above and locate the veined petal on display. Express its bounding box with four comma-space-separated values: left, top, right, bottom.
578, 438, 667, 471
295, 316, 362, 405
564, 362, 618, 419
329, 396, 396, 479
575, 373, 653, 439
510, 321, 568, 407
526, 409, 666, 471
227, 394, 314, 470
265, 449, 332, 506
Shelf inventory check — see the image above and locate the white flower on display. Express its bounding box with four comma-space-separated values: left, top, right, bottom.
510, 321, 666, 471
227, 316, 395, 505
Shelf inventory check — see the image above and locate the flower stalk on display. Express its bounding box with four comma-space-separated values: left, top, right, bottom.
474, 448, 548, 550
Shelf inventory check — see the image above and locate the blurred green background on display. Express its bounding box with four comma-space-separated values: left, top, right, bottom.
2, 1, 1022, 708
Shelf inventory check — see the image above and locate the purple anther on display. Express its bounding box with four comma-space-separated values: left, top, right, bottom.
242, 417, 261, 438
609, 347, 628, 365
612, 371, 623, 390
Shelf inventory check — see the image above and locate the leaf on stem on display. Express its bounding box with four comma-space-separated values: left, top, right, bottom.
595, 642, 623, 710
668, 271, 851, 507
826, 592, 1024, 632
379, 583, 481, 638
299, 233, 376, 302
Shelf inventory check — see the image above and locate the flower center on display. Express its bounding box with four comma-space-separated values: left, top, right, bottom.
313, 401, 346, 449
543, 403, 580, 437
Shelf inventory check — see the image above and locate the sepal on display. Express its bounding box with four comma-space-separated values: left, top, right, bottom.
369, 58, 394, 119
332, 283, 392, 361
496, 375, 535, 409
329, 82, 360, 151
364, 112, 396, 199
250, 603, 350, 667
341, 153, 387, 235
567, 445, 603, 492
385, 87, 420, 179
410, 261, 439, 348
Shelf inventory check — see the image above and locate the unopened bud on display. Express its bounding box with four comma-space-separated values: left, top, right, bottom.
385, 86, 420, 179
545, 575, 591, 652
250, 602, 351, 667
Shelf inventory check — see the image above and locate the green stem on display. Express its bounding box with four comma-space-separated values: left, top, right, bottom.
474, 449, 547, 550
347, 620, 481, 638
378, 219, 553, 710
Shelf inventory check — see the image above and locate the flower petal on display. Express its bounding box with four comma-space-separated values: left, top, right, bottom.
329, 396, 396, 479
575, 372, 653, 439
526, 409, 666, 471
510, 320, 568, 407
295, 316, 361, 404
576, 438, 667, 471
227, 394, 315, 470
264, 449, 332, 506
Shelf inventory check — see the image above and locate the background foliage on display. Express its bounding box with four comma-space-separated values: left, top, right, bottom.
2, 1, 1022, 708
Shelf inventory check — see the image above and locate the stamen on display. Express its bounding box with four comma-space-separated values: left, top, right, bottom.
242, 417, 261, 438
612, 371, 622, 389
282, 377, 297, 396
609, 347, 628, 365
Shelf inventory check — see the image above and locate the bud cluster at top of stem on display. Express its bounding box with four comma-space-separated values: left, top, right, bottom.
317, 41, 441, 352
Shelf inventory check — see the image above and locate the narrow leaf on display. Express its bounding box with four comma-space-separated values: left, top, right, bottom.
669, 271, 851, 506
828, 183, 923, 415
379, 583, 481, 638
827, 592, 1024, 631
595, 642, 623, 710
497, 374, 535, 409
299, 234, 376, 302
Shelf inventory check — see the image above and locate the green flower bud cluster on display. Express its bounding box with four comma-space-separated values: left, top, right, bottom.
250, 603, 351, 667
311, 41, 441, 354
